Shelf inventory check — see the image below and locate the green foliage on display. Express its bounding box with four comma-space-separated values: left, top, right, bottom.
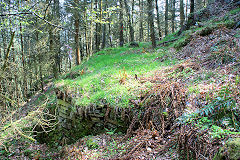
178, 84, 240, 139
200, 86, 239, 130
104, 128, 117, 135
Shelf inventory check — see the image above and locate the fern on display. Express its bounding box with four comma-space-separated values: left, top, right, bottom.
178, 85, 239, 131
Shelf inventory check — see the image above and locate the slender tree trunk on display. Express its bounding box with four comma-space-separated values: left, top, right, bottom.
101, 24, 106, 49
74, 0, 81, 65
108, 8, 113, 47
101, 0, 107, 49
2, 32, 15, 71
54, 0, 61, 74
186, 0, 188, 18
131, 0, 135, 25
189, 0, 195, 25
49, 29, 58, 78
147, 0, 156, 48
95, 0, 102, 51
84, 0, 89, 57
20, 23, 27, 98
124, 0, 134, 42
35, 27, 44, 93
180, 0, 185, 28
178, 0, 194, 35
155, 0, 162, 40
119, 0, 124, 47
139, 0, 144, 41
89, 0, 93, 56
165, 0, 169, 36
171, 0, 176, 33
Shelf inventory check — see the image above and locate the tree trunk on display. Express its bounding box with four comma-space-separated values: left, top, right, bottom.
54, 0, 61, 74
155, 0, 162, 40
95, 0, 102, 51
131, 0, 135, 25
165, 0, 169, 36
20, 23, 27, 98
147, 0, 156, 48
186, 0, 188, 18
52, 0, 61, 78
101, 0, 107, 49
124, 0, 134, 42
74, 0, 80, 65
119, 0, 124, 47
178, 0, 194, 35
189, 0, 195, 26
171, 0, 176, 33
139, 0, 144, 41
180, 0, 185, 28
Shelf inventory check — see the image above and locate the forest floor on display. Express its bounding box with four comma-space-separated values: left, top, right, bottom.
1, 2, 240, 160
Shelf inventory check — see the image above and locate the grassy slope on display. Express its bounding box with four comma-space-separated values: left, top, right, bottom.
56, 43, 176, 108
56, 6, 240, 110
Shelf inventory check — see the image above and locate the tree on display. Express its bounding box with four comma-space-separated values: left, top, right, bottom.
155, 0, 162, 40
147, 0, 156, 48
178, 0, 195, 35
139, 0, 144, 41
180, 0, 185, 28
124, 0, 135, 42
165, 0, 169, 36
189, 0, 195, 26
119, 0, 124, 47
101, 0, 107, 49
95, 0, 102, 51
74, 0, 81, 65
171, 0, 176, 33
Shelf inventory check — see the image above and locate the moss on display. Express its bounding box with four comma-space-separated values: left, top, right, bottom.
215, 138, 240, 160
173, 35, 192, 50
199, 27, 214, 36
227, 138, 240, 160
223, 20, 236, 29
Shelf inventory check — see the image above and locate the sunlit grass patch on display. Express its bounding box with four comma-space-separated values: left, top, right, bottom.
56, 45, 176, 108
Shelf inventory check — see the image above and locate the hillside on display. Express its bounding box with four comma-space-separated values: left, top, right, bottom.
0, 1, 240, 160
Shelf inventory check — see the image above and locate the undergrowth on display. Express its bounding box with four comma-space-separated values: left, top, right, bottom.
178, 83, 240, 138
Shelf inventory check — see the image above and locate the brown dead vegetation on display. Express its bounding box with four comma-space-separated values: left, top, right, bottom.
179, 27, 240, 70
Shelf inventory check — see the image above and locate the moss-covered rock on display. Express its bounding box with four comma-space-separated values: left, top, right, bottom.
215, 138, 240, 160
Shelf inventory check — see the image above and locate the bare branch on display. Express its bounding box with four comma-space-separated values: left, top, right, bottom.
0, 12, 32, 17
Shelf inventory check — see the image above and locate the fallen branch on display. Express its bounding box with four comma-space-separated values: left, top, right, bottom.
0, 12, 31, 17
1, 31, 15, 71
157, 38, 179, 46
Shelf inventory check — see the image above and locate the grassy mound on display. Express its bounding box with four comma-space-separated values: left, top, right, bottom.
56, 44, 176, 108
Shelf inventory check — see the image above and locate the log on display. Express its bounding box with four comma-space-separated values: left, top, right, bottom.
157, 38, 179, 46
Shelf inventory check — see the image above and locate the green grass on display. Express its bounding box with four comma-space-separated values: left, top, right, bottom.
56, 46, 176, 108
229, 7, 240, 15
